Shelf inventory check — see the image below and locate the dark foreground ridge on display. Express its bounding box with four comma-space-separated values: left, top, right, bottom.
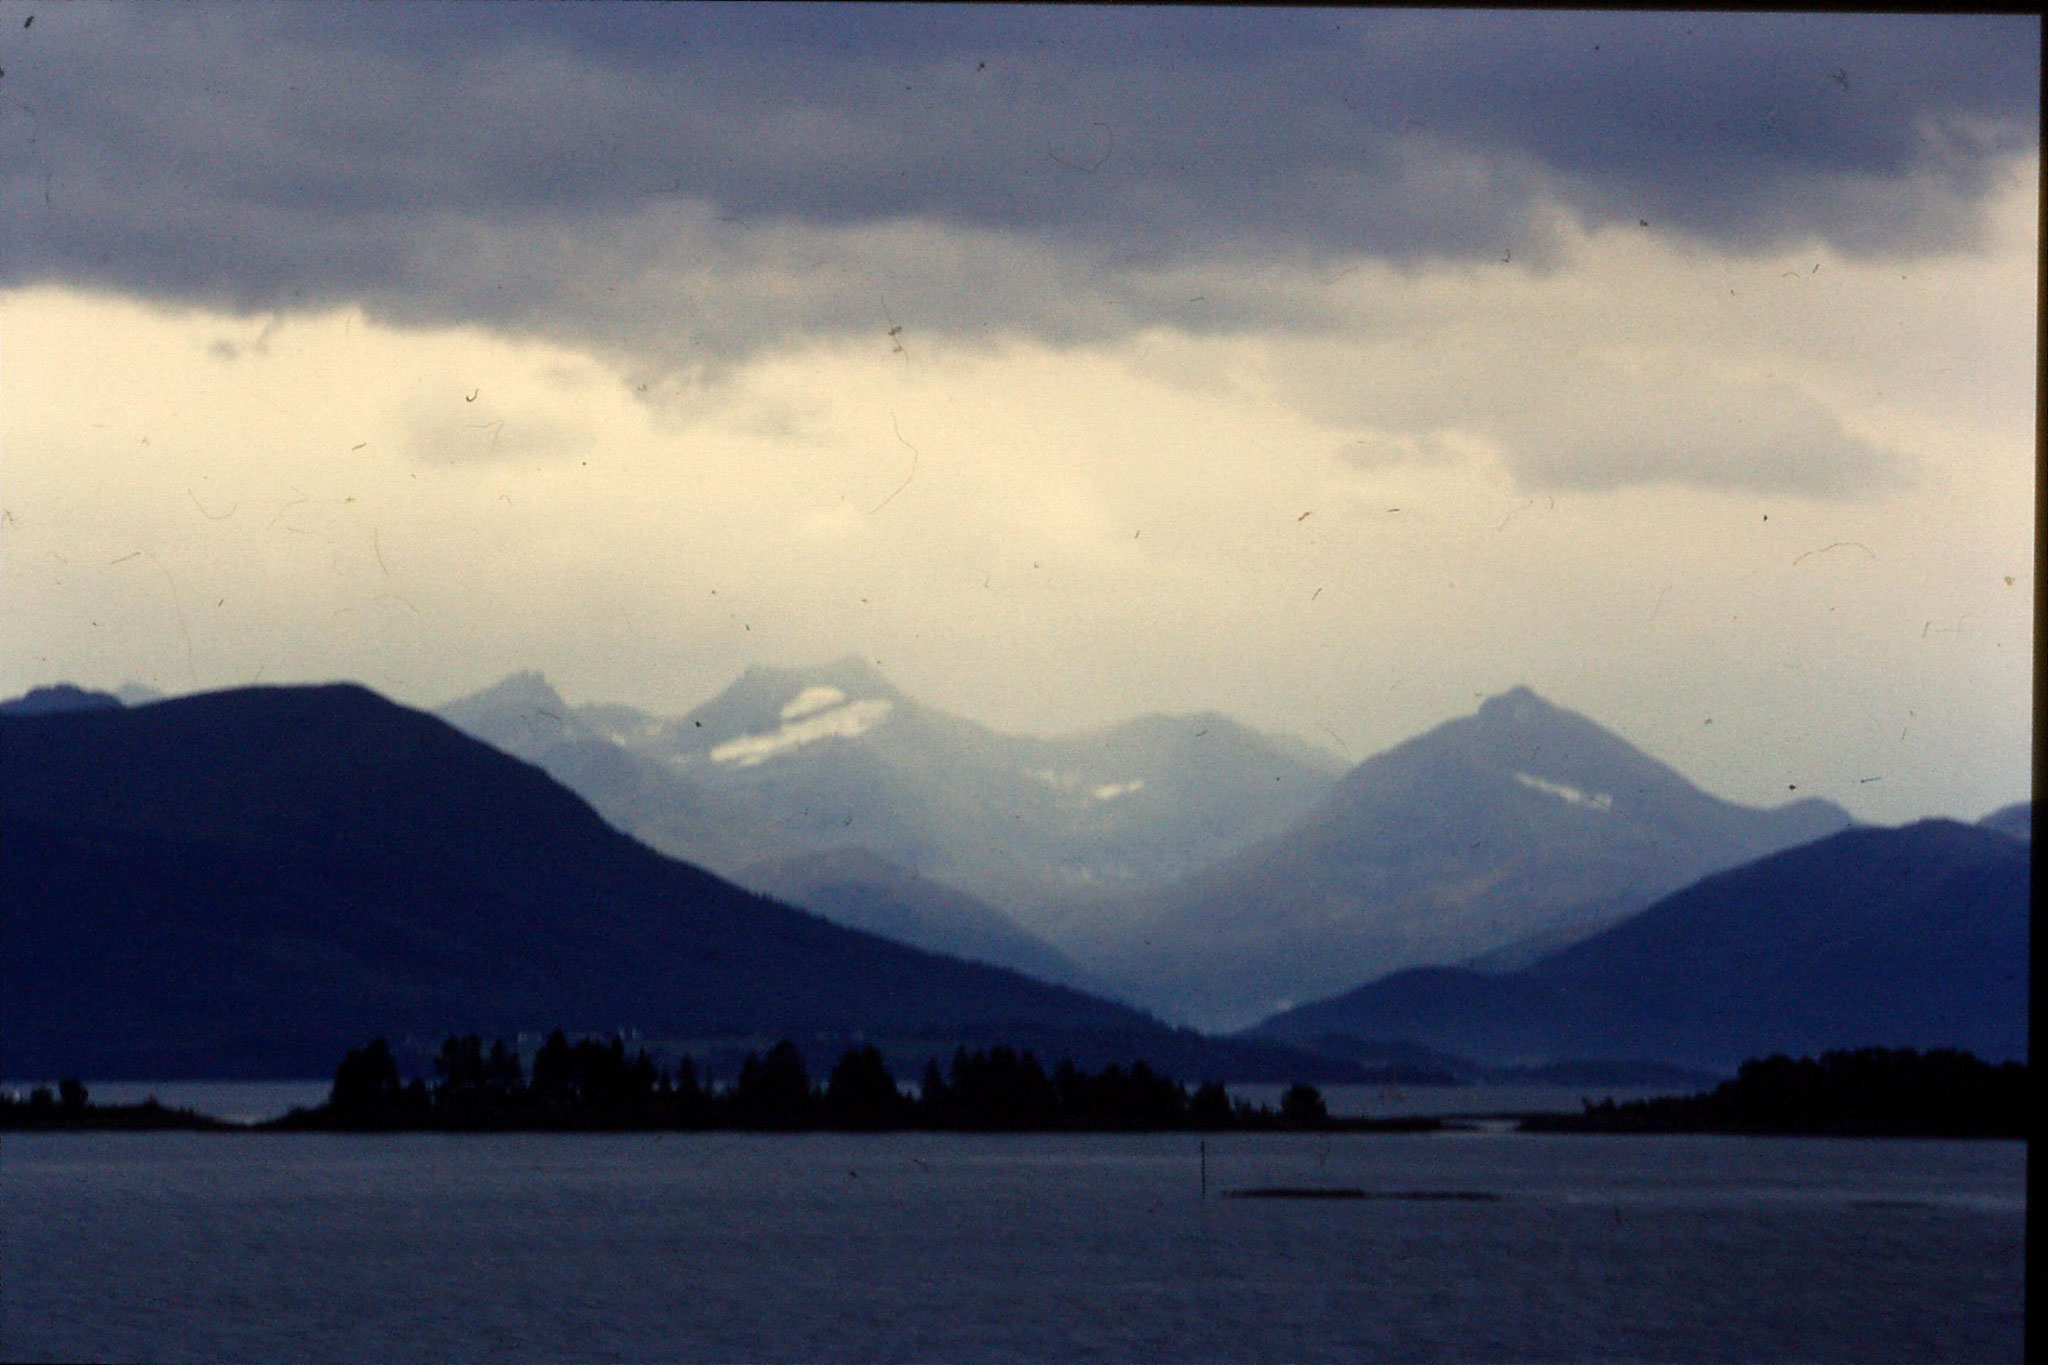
256, 1033, 1434, 1133
1, 683, 1381, 1084
1519, 1048, 2028, 1138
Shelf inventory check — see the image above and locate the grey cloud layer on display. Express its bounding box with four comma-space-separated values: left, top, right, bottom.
1, 5, 2032, 495
5, 7, 2031, 293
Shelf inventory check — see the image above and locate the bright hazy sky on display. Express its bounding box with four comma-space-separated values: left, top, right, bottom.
1, 6, 2035, 825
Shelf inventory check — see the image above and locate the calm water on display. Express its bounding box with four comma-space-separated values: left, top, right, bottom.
1, 1129, 2021, 1363
1229, 1082, 1687, 1118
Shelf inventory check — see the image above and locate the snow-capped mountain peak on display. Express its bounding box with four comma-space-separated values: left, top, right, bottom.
710, 696, 895, 768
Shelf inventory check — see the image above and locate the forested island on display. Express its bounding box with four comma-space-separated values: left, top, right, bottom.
0, 1034, 1411, 1132
1519, 1048, 2028, 1138
261, 1033, 1425, 1132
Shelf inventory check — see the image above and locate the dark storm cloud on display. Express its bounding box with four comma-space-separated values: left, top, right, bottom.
1, 4, 2034, 361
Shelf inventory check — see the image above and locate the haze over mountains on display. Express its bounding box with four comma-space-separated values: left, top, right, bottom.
1080, 687, 1857, 1028
439, 659, 1341, 992
445, 668, 1857, 1031
735, 847, 1102, 996
574, 655, 1346, 913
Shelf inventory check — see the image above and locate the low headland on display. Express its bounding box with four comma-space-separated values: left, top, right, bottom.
1519, 1047, 2028, 1139
0, 1078, 232, 1131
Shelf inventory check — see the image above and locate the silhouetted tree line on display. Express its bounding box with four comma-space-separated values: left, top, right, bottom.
0, 1078, 91, 1120
0, 1079, 229, 1131
1521, 1048, 2028, 1138
274, 1031, 1345, 1132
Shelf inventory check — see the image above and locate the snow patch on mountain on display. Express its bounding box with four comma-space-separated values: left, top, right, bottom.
711, 698, 893, 767
581, 712, 666, 746
780, 685, 847, 722
1028, 768, 1145, 802
1513, 771, 1614, 812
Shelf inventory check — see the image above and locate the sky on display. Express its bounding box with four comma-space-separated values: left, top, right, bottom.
0, 5, 2036, 826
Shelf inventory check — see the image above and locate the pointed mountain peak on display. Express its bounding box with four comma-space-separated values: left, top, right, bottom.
437, 673, 584, 753
724, 655, 904, 710
679, 655, 909, 766
803, 653, 902, 697
451, 670, 570, 714
1474, 685, 1561, 722
1462, 687, 1633, 759
1343, 685, 1690, 814
1412, 686, 1849, 832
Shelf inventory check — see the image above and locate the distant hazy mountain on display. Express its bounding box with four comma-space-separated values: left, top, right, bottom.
1979, 801, 2030, 842
462, 657, 1343, 934
4, 681, 174, 712
1080, 687, 1854, 1030
1, 685, 1185, 1078
439, 671, 811, 879
1251, 819, 2029, 1071
0, 683, 124, 715
731, 847, 1106, 995
441, 673, 1094, 986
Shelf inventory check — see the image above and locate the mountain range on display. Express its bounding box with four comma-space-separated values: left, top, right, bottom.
1, 685, 1340, 1081
558, 656, 1347, 917
438, 661, 1341, 991
1042, 686, 1850, 1029
1251, 817, 2029, 1071
6, 672, 2025, 1080
442, 669, 1863, 1031
437, 669, 1103, 990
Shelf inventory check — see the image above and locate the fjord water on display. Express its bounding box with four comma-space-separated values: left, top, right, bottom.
2, 1132, 2021, 1363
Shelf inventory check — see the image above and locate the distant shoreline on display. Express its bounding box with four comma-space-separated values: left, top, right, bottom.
4, 1107, 2025, 1139
7, 1044, 2021, 1141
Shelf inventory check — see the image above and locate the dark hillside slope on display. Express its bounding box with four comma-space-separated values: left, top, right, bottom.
0, 684, 124, 715
733, 847, 1103, 993
1253, 820, 2028, 1072
1, 686, 1178, 1078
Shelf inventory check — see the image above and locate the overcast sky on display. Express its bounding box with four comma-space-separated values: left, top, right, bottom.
1, 5, 2036, 825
